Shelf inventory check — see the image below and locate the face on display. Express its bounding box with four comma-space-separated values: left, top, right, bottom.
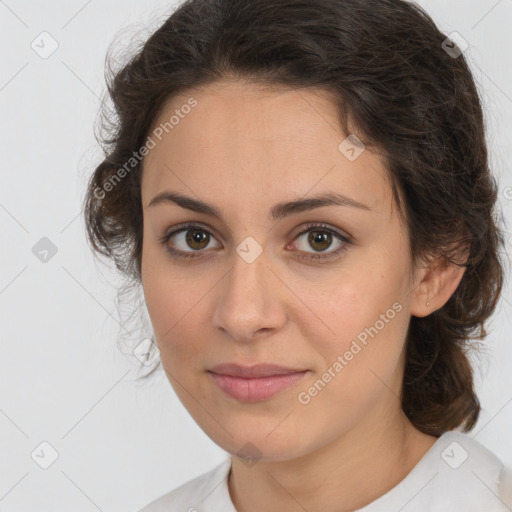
140, 79, 423, 462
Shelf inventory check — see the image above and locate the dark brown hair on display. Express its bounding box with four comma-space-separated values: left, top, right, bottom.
83, 0, 506, 437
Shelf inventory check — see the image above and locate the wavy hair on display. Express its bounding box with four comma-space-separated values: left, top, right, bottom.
83, 0, 506, 437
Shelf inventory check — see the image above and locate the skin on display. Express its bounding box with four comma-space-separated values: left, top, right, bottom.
140, 78, 466, 511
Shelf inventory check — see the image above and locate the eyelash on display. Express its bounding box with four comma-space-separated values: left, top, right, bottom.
158, 222, 352, 262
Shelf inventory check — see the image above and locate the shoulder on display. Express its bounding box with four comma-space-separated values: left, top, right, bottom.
137, 458, 233, 512
358, 430, 511, 512
499, 465, 512, 508
407, 431, 511, 511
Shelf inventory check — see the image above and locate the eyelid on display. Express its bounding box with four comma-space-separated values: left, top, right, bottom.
160, 221, 353, 260
162, 221, 352, 243
291, 222, 352, 244
287, 222, 352, 261
159, 221, 221, 243
158, 222, 222, 254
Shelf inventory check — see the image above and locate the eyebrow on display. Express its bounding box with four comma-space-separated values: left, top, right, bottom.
147, 190, 371, 221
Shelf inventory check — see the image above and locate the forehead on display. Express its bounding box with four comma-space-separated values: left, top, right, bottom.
141, 79, 394, 215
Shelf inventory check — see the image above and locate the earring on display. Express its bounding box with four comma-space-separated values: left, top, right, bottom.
426, 299, 430, 306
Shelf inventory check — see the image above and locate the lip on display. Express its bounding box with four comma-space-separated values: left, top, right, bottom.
209, 363, 307, 378
208, 363, 309, 402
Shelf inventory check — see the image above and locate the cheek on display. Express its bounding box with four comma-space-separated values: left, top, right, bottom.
298, 253, 411, 403
141, 256, 211, 369
294, 271, 409, 428
141, 247, 182, 344
302, 257, 407, 349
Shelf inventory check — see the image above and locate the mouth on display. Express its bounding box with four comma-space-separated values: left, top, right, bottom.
207, 363, 309, 402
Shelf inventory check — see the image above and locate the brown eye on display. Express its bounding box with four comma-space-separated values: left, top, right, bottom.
291, 223, 352, 261
185, 229, 211, 250
307, 231, 333, 252
160, 224, 221, 258
160, 222, 351, 262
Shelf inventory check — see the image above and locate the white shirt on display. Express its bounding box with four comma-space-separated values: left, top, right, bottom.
138, 431, 512, 511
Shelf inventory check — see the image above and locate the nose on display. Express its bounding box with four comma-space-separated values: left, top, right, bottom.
212, 249, 287, 343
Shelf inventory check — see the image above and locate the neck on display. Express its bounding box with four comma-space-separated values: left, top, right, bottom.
228, 408, 437, 512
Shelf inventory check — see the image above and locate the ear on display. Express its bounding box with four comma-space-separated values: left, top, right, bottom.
410, 250, 468, 318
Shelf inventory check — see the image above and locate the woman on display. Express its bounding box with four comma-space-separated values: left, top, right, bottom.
83, 0, 512, 510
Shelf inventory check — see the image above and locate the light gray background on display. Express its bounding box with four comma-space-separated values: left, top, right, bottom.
0, 1, 511, 510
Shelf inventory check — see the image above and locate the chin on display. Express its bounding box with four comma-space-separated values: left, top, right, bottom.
224, 437, 308, 463
197, 414, 313, 463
